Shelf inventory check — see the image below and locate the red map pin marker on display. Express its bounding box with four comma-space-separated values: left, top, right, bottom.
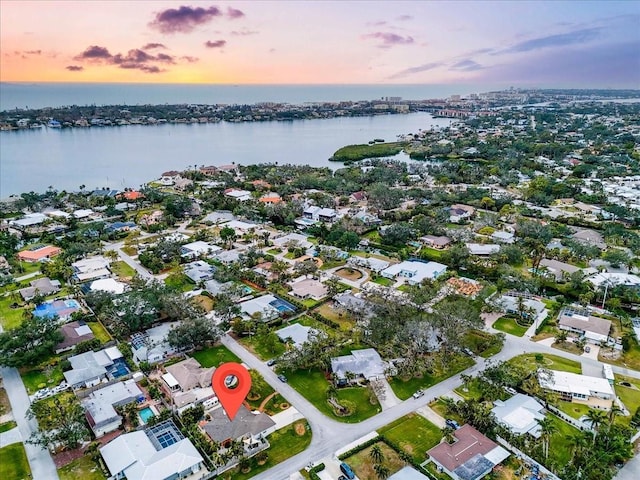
212, 362, 252, 421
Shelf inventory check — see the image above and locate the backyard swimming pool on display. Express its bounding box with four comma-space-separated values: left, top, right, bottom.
33, 299, 81, 319
269, 297, 297, 313
139, 406, 155, 424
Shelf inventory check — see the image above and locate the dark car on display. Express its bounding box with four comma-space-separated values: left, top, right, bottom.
266, 359, 277, 366
445, 418, 460, 430
277, 374, 287, 383
338, 476, 348, 480
340, 462, 356, 480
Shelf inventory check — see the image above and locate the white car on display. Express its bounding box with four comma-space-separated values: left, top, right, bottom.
412, 389, 425, 399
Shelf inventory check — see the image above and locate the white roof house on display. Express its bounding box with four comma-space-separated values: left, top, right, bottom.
224, 189, 252, 201
491, 394, 545, 438
100, 421, 204, 480
72, 256, 111, 282
558, 310, 611, 343
180, 241, 221, 259
89, 278, 127, 294
538, 370, 615, 409
466, 243, 500, 255
349, 256, 390, 272
381, 260, 447, 284
83, 379, 144, 437
331, 348, 388, 381
64, 347, 123, 388
131, 323, 177, 364
11, 212, 48, 228
288, 277, 328, 300
276, 323, 319, 348
272, 232, 313, 250
587, 272, 640, 289
239, 294, 283, 321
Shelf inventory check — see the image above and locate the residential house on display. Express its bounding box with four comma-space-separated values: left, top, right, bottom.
427, 424, 510, 480
288, 278, 328, 300
276, 323, 319, 348
17, 244, 61, 262
202, 405, 275, 448
491, 231, 515, 244
87, 278, 127, 295
331, 348, 388, 383
11, 213, 49, 230
213, 249, 242, 265
258, 192, 282, 204
349, 191, 367, 203
106, 221, 138, 234
539, 258, 593, 282
55, 320, 96, 354
420, 235, 452, 249
0, 255, 9, 272
71, 256, 111, 282
140, 210, 163, 226
272, 232, 313, 250
159, 171, 182, 186
64, 346, 126, 389
449, 204, 476, 223
348, 256, 390, 273
466, 243, 500, 256
239, 294, 292, 321
183, 260, 217, 283
558, 309, 611, 343
381, 260, 447, 285
19, 277, 60, 301
587, 272, 640, 289
538, 370, 615, 410
131, 323, 177, 364
199, 165, 218, 176
572, 228, 607, 250
303, 206, 337, 222
491, 394, 545, 438
496, 294, 547, 323
83, 379, 144, 437
224, 188, 252, 202
100, 420, 205, 480
162, 357, 214, 395
180, 241, 222, 260
388, 466, 430, 480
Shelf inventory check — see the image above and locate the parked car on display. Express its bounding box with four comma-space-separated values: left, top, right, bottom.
584, 346, 591, 353
266, 359, 277, 367
340, 462, 356, 480
445, 419, 460, 430
412, 389, 425, 399
277, 374, 288, 383
463, 348, 474, 356
339, 476, 348, 480
33, 388, 51, 400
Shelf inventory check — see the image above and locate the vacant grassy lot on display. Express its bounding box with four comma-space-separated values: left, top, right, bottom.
346, 442, 405, 480
615, 375, 640, 420
282, 368, 380, 422
219, 421, 311, 480
239, 333, 286, 361
0, 443, 31, 479
21, 363, 64, 394
379, 413, 442, 462
88, 321, 111, 343
109, 260, 135, 279
193, 294, 214, 311
58, 456, 106, 480
492, 317, 528, 337
371, 276, 394, 286
0, 294, 28, 330
555, 401, 592, 420
390, 355, 474, 400
508, 353, 581, 374
191, 344, 240, 368
313, 303, 355, 331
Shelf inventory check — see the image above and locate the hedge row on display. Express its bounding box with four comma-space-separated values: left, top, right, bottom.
309, 462, 325, 480
309, 311, 340, 330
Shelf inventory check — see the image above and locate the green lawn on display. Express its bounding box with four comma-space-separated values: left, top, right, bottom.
15, 260, 43, 276
0, 420, 17, 433
0, 294, 28, 330
420, 246, 444, 260
21, 363, 64, 394
88, 321, 112, 343
389, 355, 475, 400
430, 399, 464, 425
110, 260, 136, 279
615, 376, 640, 419
164, 273, 194, 292
508, 353, 582, 374
58, 456, 106, 480
0, 443, 31, 480
545, 415, 581, 468
345, 442, 405, 480
312, 303, 355, 331
219, 421, 312, 480
371, 276, 394, 287
492, 317, 528, 337
245, 370, 276, 411
239, 334, 286, 361
191, 344, 240, 368
379, 413, 442, 463
554, 401, 592, 420
282, 368, 381, 422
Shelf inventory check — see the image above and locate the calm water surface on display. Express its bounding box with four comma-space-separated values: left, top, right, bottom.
1, 112, 452, 196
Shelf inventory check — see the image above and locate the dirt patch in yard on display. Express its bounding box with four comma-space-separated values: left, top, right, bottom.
335, 268, 364, 281
294, 422, 306, 436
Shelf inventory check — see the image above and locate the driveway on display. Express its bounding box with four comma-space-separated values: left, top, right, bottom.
0, 426, 22, 447
0, 366, 59, 480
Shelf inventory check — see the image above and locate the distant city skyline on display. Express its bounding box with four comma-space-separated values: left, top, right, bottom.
1, 0, 639, 87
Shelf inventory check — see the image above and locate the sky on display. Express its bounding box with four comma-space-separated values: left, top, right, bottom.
1, 0, 639, 87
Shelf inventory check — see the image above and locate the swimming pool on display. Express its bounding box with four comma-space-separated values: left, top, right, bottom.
33, 299, 81, 319
107, 358, 130, 378
139, 407, 155, 424
269, 297, 297, 313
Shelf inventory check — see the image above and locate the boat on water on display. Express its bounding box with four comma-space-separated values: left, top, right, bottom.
47, 119, 62, 128
29, 123, 43, 129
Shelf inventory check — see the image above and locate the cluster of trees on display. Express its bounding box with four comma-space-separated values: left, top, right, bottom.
0, 316, 63, 367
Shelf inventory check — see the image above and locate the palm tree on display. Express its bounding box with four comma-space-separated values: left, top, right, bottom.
536, 417, 556, 459
607, 403, 623, 427
586, 409, 607, 444
373, 463, 390, 480
441, 426, 456, 444
369, 444, 384, 464
555, 330, 568, 344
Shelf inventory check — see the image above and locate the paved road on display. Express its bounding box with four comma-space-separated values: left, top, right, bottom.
223, 330, 640, 480
103, 240, 153, 279
0, 367, 59, 480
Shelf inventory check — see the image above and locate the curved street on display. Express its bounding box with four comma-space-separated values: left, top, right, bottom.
222, 328, 640, 480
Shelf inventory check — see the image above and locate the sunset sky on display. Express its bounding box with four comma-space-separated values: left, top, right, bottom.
1, 0, 639, 86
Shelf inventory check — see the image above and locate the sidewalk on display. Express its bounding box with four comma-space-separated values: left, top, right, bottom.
0, 426, 22, 447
